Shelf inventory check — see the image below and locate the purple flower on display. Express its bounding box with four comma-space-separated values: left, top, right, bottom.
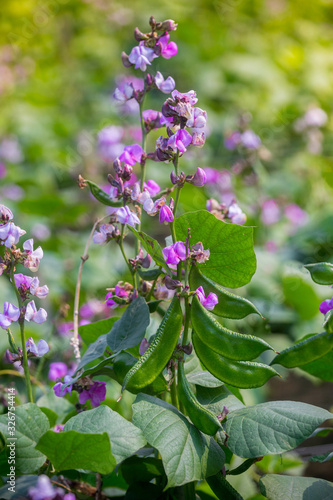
186, 107, 207, 128
25, 301, 47, 324
79, 380, 106, 407
203, 168, 220, 184
116, 206, 140, 227
0, 302, 20, 329
224, 131, 242, 150
154, 283, 176, 300
191, 131, 206, 147
0, 222, 26, 248
93, 224, 116, 245
0, 137, 23, 163
261, 200, 281, 226
118, 144, 143, 166
171, 89, 198, 106
113, 82, 134, 102
106, 284, 129, 309
0, 162, 6, 178
163, 241, 187, 268
159, 205, 174, 223
191, 242, 210, 263
155, 71, 175, 93
241, 130, 261, 150
53, 375, 73, 397
28, 475, 56, 500
23, 239, 43, 272
26, 337, 49, 357
186, 167, 207, 187
142, 109, 163, 132
143, 180, 161, 197
168, 129, 192, 153
54, 424, 65, 433
139, 338, 150, 356
158, 33, 178, 59
48, 362, 68, 381
304, 108, 327, 128
0, 204, 13, 223
319, 298, 333, 315
128, 43, 157, 71
227, 203, 247, 225
97, 126, 124, 161
196, 286, 218, 311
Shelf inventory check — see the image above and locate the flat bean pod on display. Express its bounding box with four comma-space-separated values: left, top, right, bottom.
122, 297, 183, 392
271, 331, 333, 368
189, 265, 262, 319
177, 360, 222, 436
191, 296, 273, 361
192, 330, 279, 389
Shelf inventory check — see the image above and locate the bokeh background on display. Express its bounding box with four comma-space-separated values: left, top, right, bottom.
1, 0, 333, 493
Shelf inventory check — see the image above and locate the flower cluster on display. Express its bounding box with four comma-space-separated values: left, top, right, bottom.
206, 199, 247, 225
105, 281, 133, 309
53, 376, 106, 408
28, 475, 75, 500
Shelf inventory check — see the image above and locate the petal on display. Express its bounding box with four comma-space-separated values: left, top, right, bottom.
36, 339, 49, 356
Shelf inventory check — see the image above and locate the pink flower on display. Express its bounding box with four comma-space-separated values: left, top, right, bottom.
26, 337, 49, 357
227, 203, 246, 225
79, 380, 106, 407
0, 204, 13, 223
93, 224, 116, 245
155, 71, 175, 93
113, 82, 134, 102
128, 43, 157, 71
54, 424, 65, 432
139, 338, 150, 356
186, 167, 207, 187
186, 107, 207, 128
142, 109, 163, 132
25, 301, 47, 324
261, 200, 281, 226
118, 144, 143, 166
224, 131, 242, 150
0, 222, 26, 248
0, 302, 20, 329
168, 129, 192, 153
172, 89, 198, 105
116, 206, 140, 227
196, 286, 218, 311
158, 33, 178, 59
241, 130, 261, 149
191, 131, 206, 147
284, 204, 308, 226
159, 205, 174, 223
106, 284, 129, 309
143, 179, 161, 197
48, 362, 68, 381
163, 241, 187, 268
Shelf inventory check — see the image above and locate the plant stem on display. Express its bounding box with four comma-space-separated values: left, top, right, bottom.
0, 370, 47, 393
170, 363, 178, 409
119, 224, 137, 289
182, 297, 191, 347
10, 262, 33, 402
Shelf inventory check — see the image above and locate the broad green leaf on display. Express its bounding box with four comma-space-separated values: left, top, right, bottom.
195, 385, 245, 414
39, 407, 58, 427
189, 265, 262, 318
305, 262, 333, 285
206, 472, 244, 499
271, 331, 333, 368
120, 456, 165, 485
78, 317, 119, 345
309, 451, 333, 463
132, 394, 225, 489
107, 297, 150, 352
259, 474, 333, 500
300, 349, 333, 381
137, 267, 163, 281
282, 273, 320, 320
63, 405, 146, 463
226, 401, 332, 458
37, 392, 75, 424
85, 179, 122, 206
175, 210, 256, 288
0, 403, 49, 473
76, 333, 108, 371
127, 226, 168, 270
186, 370, 225, 388
36, 430, 116, 474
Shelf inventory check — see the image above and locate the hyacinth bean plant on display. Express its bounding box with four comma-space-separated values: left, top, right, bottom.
0, 16, 333, 500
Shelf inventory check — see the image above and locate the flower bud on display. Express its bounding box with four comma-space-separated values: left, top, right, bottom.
157, 19, 178, 31
121, 51, 132, 68
170, 171, 178, 184
182, 342, 193, 355
134, 27, 149, 41
141, 253, 151, 269
0, 204, 13, 224
113, 158, 123, 176
186, 167, 207, 187
164, 275, 183, 290
122, 164, 133, 181
145, 73, 153, 87
149, 16, 156, 29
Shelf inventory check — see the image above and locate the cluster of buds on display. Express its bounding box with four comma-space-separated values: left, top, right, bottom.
206, 199, 247, 225
105, 281, 133, 309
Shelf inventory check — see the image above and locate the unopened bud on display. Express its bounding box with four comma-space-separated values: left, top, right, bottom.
186, 167, 207, 187
165, 275, 182, 290
141, 253, 151, 269
139, 338, 150, 356
145, 73, 153, 87
122, 164, 133, 181
77, 175, 87, 189
156, 148, 172, 162
121, 51, 132, 68
217, 406, 229, 422
134, 27, 149, 41
158, 19, 178, 31
149, 16, 156, 29
113, 158, 123, 175
182, 343, 193, 355
170, 171, 177, 185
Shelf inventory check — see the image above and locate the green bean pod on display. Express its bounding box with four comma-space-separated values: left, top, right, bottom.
122, 297, 183, 392
189, 265, 262, 319
177, 360, 222, 436
271, 331, 333, 368
192, 330, 279, 389
191, 296, 273, 361
86, 179, 123, 207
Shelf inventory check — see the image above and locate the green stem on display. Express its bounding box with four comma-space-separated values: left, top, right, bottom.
119, 225, 137, 288
134, 99, 147, 260
182, 297, 191, 346
170, 363, 178, 409
10, 263, 33, 402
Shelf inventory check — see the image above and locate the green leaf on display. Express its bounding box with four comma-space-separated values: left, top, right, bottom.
78, 317, 119, 345
0, 403, 49, 473
63, 405, 146, 463
132, 394, 225, 489
300, 349, 333, 381
36, 430, 116, 474
259, 474, 333, 500
76, 333, 108, 371
195, 385, 245, 414
271, 331, 333, 368
39, 407, 58, 427
137, 267, 163, 281
85, 179, 122, 206
0, 476, 39, 499
226, 401, 332, 458
189, 265, 262, 319
175, 210, 256, 288
282, 273, 320, 320
37, 392, 75, 424
127, 226, 169, 270
120, 456, 165, 485
305, 262, 333, 285
323, 310, 333, 334
186, 370, 225, 388
309, 451, 333, 463
107, 297, 150, 352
